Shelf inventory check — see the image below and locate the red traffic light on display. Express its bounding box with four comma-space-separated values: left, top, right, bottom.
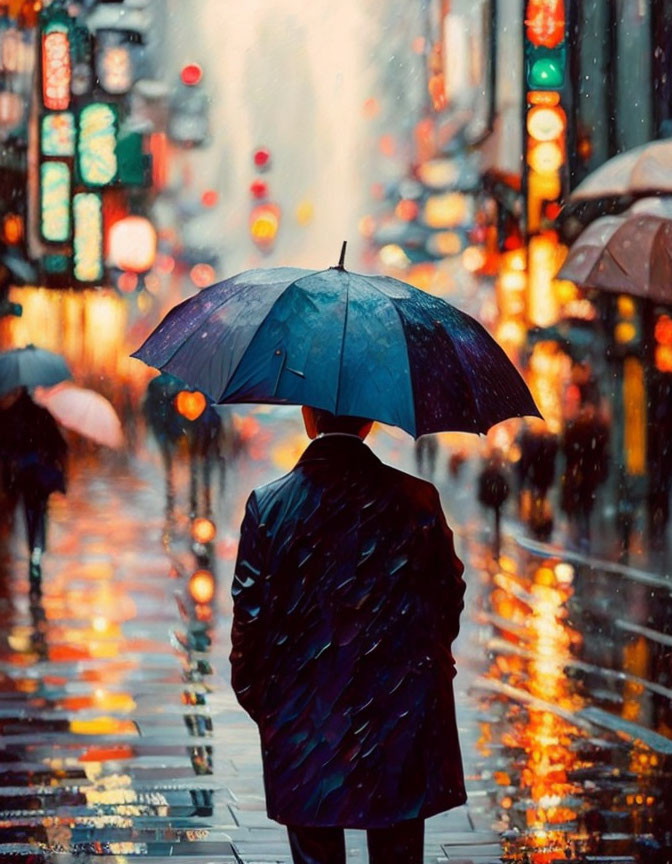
250, 179, 269, 199
253, 147, 271, 170
181, 63, 203, 86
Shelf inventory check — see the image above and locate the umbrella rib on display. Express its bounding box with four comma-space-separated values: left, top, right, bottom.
334, 272, 350, 415
219, 271, 322, 402
362, 276, 417, 437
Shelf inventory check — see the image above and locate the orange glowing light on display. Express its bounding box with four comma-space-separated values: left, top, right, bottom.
189, 569, 215, 604
156, 254, 175, 274
525, 0, 565, 48
117, 271, 138, 293
201, 188, 218, 207
655, 314, 672, 346
190, 263, 215, 288
3, 212, 22, 244
655, 344, 672, 372
395, 199, 419, 221
378, 134, 395, 157
528, 90, 561, 106
175, 390, 206, 421
362, 97, 379, 118
191, 517, 216, 544
79, 745, 134, 763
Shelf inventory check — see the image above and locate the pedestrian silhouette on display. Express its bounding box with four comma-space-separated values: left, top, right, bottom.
561, 402, 610, 546
230, 407, 466, 864
0, 387, 67, 583
517, 424, 558, 539
478, 451, 510, 556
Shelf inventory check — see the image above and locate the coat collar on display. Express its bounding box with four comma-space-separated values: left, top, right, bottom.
296, 434, 381, 467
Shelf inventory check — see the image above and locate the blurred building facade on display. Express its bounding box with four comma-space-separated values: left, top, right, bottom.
0, 0, 214, 395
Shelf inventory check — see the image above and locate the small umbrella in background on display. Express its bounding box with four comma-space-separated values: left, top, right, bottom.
571, 139, 672, 201
133, 243, 540, 437
558, 209, 672, 303
0, 345, 71, 397
34, 383, 124, 449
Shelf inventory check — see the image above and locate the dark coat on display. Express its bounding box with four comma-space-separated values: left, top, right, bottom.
0, 391, 67, 499
230, 434, 466, 829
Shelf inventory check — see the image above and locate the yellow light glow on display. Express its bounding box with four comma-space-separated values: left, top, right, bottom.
528, 169, 561, 201
499, 271, 527, 293
379, 243, 410, 269
615, 321, 637, 344
423, 192, 468, 229
462, 246, 486, 272
528, 235, 560, 328
189, 570, 215, 604
191, 517, 216, 544
506, 249, 527, 271
528, 141, 563, 174
295, 199, 314, 225
623, 357, 646, 476
617, 295, 636, 317
527, 106, 566, 141
92, 616, 109, 633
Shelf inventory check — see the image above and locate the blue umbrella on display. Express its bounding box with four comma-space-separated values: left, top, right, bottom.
0, 345, 71, 398
132, 245, 540, 437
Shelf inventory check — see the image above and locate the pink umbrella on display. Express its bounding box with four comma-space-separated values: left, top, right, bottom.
34, 383, 124, 449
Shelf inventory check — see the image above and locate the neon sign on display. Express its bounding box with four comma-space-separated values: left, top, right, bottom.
78, 103, 117, 186
42, 23, 71, 111
73, 193, 103, 282
41, 112, 75, 156
40, 161, 70, 242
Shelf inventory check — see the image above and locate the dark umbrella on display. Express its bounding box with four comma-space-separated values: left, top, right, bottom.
0, 345, 71, 398
132, 244, 540, 437
558, 211, 672, 303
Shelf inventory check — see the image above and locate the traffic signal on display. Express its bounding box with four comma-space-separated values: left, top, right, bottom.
613, 294, 641, 355
654, 311, 672, 372
525, 1, 566, 89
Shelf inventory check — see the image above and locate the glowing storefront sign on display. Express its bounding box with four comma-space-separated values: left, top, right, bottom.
73, 193, 103, 282
40, 161, 70, 242
78, 103, 117, 186
108, 216, 157, 272
42, 23, 71, 111
41, 112, 75, 156
99, 44, 132, 94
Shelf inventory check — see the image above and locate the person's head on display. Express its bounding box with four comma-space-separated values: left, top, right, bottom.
0, 387, 24, 410
301, 406, 373, 441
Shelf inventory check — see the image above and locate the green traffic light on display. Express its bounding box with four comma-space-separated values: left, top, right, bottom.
528, 56, 565, 89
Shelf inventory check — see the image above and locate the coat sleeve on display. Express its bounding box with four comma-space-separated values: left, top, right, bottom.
431, 488, 466, 677
230, 491, 265, 723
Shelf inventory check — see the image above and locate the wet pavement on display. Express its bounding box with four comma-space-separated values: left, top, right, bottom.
0, 419, 671, 863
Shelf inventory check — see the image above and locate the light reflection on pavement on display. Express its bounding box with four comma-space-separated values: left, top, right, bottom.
0, 417, 670, 863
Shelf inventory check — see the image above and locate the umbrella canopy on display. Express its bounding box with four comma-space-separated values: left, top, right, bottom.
34, 383, 124, 449
558, 210, 672, 303
132, 253, 539, 437
571, 140, 672, 201
0, 345, 71, 398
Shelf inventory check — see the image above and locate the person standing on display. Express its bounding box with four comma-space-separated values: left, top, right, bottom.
0, 387, 67, 581
230, 406, 467, 864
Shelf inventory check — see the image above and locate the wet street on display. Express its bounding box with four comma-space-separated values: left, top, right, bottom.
0, 419, 671, 864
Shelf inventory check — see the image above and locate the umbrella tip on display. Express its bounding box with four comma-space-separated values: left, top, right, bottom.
335, 240, 347, 270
